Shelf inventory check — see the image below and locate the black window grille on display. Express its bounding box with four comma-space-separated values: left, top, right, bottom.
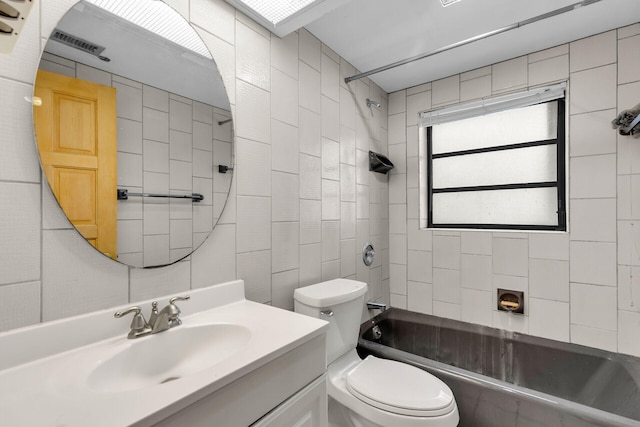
426, 99, 566, 231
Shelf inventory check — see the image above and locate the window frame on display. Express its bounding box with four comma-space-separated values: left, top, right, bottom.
424, 98, 567, 232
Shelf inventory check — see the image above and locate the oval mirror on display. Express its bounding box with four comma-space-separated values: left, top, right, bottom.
33, 0, 233, 268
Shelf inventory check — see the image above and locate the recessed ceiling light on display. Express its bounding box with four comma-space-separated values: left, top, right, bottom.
440, 0, 462, 6
84, 0, 212, 59
236, 0, 316, 24
225, 0, 351, 37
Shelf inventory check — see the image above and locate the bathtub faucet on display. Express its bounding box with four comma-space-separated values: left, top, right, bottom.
367, 301, 387, 312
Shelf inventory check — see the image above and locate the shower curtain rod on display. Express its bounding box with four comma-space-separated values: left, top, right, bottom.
344, 0, 601, 84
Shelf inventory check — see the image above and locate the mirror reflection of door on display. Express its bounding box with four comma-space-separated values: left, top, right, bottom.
34, 69, 118, 259
33, 0, 233, 268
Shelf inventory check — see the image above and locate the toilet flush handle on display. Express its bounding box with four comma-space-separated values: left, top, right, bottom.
320, 309, 334, 317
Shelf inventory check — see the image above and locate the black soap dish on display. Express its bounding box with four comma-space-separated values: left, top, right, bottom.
369, 151, 394, 174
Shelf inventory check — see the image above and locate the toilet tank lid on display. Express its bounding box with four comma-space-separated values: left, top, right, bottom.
294, 279, 367, 307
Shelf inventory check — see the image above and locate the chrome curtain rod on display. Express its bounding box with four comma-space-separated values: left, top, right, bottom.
344, 0, 602, 84
117, 189, 204, 202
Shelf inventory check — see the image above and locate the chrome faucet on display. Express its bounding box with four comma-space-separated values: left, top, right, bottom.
113, 306, 151, 339
150, 296, 190, 333
366, 300, 387, 312
114, 295, 190, 339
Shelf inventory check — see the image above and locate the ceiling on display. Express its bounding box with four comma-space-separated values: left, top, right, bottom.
43, 0, 640, 101
306, 0, 640, 93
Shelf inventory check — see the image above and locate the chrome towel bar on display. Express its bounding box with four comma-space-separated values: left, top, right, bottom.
117, 189, 204, 202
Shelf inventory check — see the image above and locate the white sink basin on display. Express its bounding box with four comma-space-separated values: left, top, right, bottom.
0, 280, 328, 426
87, 324, 251, 393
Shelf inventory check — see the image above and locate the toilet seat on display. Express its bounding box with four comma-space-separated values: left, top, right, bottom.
346, 355, 455, 417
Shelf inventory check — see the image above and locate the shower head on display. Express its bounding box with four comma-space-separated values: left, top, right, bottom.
366, 98, 381, 109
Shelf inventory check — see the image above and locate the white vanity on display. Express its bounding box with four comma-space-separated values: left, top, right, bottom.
0, 280, 328, 426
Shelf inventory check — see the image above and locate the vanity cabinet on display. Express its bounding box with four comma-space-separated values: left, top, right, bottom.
150, 334, 327, 427
252, 374, 327, 427
0, 281, 328, 427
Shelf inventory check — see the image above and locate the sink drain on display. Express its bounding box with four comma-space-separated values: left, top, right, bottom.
160, 376, 181, 384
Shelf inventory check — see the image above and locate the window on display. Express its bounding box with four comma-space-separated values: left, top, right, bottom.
420, 86, 566, 231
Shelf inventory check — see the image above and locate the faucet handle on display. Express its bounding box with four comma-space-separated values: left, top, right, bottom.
114, 306, 151, 338
167, 295, 190, 327
169, 295, 190, 305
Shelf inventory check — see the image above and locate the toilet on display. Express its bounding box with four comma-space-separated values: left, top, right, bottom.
294, 278, 459, 427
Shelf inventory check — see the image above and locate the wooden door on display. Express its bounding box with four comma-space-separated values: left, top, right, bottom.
34, 70, 118, 259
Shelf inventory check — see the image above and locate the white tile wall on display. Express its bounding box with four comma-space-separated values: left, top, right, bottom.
272, 269, 299, 310
569, 154, 617, 199
461, 255, 492, 291
42, 230, 128, 321
528, 54, 568, 88
271, 120, 299, 174
299, 154, 322, 199
272, 222, 299, 272
433, 235, 461, 270
433, 268, 461, 304
236, 138, 271, 196
236, 196, 271, 252
569, 198, 616, 242
570, 64, 617, 115
237, 250, 271, 303
528, 298, 569, 341
569, 31, 616, 72
299, 29, 321, 72
571, 283, 617, 330
493, 238, 528, 277
461, 289, 492, 327
571, 324, 617, 352
0, 183, 40, 285
236, 21, 270, 91
321, 221, 340, 262
569, 109, 617, 156
529, 259, 569, 301
618, 34, 640, 85
272, 172, 299, 222
130, 261, 191, 302
340, 239, 356, 278
460, 74, 491, 102
569, 241, 617, 286
432, 75, 460, 106
6, 0, 637, 363
407, 281, 433, 314
492, 57, 527, 93
387, 25, 640, 357
271, 31, 298, 80
0, 281, 40, 331
272, 69, 298, 126
619, 311, 640, 356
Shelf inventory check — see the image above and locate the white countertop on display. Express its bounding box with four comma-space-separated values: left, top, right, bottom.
0, 280, 327, 426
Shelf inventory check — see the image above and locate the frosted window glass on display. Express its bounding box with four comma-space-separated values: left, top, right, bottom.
432, 188, 558, 226
432, 145, 557, 188
432, 102, 558, 154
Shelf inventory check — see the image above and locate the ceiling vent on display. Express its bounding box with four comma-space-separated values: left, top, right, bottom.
50, 28, 107, 59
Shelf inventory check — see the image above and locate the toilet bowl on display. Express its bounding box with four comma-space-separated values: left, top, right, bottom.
294, 279, 459, 427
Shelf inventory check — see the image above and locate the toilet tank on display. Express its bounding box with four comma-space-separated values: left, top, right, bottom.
294, 279, 367, 364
